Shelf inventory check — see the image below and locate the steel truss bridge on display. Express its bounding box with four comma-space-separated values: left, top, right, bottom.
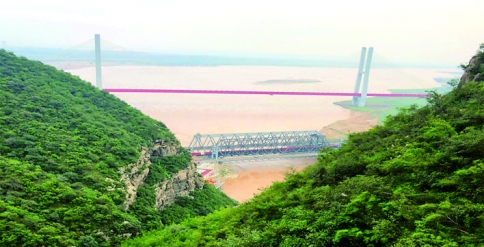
187, 130, 341, 159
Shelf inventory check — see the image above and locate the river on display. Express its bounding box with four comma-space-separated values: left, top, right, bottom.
66, 65, 456, 202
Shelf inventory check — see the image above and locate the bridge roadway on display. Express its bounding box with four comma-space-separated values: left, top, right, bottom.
193, 152, 320, 164
104, 88, 428, 98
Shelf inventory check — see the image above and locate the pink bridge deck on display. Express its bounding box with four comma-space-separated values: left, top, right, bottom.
103, 88, 428, 98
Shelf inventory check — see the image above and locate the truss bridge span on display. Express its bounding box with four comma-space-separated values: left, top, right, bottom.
187, 130, 342, 160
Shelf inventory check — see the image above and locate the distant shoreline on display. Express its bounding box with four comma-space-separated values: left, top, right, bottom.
48, 61, 118, 70
7, 47, 459, 69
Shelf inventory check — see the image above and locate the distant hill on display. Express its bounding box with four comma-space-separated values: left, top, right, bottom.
5, 47, 355, 67
123, 45, 484, 246
0, 49, 236, 246
7, 47, 455, 68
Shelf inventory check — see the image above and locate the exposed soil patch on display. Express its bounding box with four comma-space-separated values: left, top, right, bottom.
321, 111, 378, 139
222, 159, 312, 203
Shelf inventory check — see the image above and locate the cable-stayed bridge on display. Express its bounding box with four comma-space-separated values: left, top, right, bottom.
96, 41, 427, 107
46, 34, 429, 108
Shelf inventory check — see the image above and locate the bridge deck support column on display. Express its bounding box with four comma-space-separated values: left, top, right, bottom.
211, 146, 219, 160
358, 47, 373, 107
95, 34, 102, 89
352, 47, 367, 106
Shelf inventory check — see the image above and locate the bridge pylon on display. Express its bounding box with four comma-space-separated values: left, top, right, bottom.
352, 47, 373, 107
95, 34, 102, 89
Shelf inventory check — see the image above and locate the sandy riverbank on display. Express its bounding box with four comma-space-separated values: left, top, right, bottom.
222, 158, 315, 202
321, 110, 378, 138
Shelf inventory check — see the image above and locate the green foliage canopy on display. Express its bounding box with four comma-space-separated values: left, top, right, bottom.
0, 49, 236, 246
125, 82, 484, 246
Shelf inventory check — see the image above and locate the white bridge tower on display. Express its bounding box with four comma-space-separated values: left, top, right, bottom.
352, 47, 373, 107
95, 34, 102, 89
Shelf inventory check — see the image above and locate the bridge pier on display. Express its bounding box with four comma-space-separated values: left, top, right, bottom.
211, 146, 219, 160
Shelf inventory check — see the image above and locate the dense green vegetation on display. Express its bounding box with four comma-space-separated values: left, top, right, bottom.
124, 47, 484, 246
0, 49, 236, 246
159, 185, 238, 225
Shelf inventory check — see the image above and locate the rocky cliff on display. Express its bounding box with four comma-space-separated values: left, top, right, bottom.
120, 140, 204, 210
459, 44, 484, 85
154, 163, 205, 210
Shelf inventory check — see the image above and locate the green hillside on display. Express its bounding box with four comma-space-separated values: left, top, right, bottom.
123, 46, 484, 246
0, 50, 236, 246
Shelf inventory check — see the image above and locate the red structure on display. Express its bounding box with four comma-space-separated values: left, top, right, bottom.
205, 178, 215, 186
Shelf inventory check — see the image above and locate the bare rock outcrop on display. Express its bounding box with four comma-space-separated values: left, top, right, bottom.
474, 73, 483, 82
460, 56, 481, 84
120, 147, 152, 209
120, 140, 204, 210
154, 163, 205, 210
150, 139, 180, 160
459, 45, 484, 86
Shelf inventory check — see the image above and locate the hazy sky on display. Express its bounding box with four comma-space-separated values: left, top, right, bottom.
1, 0, 483, 66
